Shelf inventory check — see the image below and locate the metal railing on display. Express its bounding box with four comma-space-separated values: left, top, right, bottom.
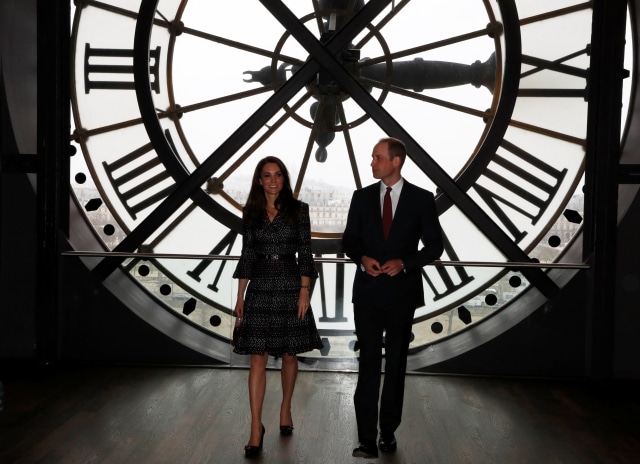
61, 251, 590, 269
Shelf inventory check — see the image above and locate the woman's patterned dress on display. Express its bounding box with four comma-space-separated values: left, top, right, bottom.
232, 202, 323, 355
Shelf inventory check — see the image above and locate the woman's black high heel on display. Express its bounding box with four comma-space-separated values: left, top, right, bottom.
279, 425, 294, 436
244, 424, 265, 458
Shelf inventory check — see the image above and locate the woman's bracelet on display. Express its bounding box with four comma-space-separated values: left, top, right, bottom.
300, 285, 311, 290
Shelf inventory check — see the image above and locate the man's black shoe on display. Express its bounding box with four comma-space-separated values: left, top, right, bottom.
352, 442, 379, 458
378, 436, 397, 452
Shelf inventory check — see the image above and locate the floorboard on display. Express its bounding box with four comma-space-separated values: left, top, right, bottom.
1, 365, 639, 464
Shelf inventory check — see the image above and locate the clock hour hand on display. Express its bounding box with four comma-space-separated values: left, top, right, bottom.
245, 48, 494, 159
359, 53, 496, 93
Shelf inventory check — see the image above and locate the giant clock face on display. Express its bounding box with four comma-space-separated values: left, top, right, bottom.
69, 0, 604, 368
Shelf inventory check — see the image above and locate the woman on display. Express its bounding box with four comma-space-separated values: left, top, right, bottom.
233, 156, 323, 458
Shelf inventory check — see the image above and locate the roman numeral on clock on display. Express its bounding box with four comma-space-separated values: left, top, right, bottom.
317, 254, 348, 323
102, 142, 176, 220
519, 48, 589, 99
422, 230, 474, 301
84, 44, 161, 94
472, 139, 568, 242
186, 230, 239, 292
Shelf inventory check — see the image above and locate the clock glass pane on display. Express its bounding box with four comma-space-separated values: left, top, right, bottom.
68, 0, 605, 367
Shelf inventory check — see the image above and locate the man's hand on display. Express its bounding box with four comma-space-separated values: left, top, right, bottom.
381, 259, 404, 277
361, 256, 383, 277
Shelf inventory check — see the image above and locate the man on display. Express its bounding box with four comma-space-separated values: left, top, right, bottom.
343, 137, 443, 458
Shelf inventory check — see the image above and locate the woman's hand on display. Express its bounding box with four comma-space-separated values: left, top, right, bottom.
235, 279, 248, 318
234, 297, 244, 319
298, 288, 310, 320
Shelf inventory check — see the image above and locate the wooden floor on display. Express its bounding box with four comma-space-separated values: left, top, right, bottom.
1, 364, 639, 464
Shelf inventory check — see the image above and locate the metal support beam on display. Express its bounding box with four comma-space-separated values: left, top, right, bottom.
36, 0, 70, 365
583, 0, 627, 380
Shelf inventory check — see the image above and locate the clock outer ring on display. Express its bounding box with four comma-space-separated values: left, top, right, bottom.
70, 2, 600, 369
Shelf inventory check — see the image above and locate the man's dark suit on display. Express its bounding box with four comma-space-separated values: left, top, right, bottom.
343, 180, 443, 447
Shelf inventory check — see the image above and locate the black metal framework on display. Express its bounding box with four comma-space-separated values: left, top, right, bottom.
582, 0, 628, 380
36, 0, 71, 364
25, 0, 634, 375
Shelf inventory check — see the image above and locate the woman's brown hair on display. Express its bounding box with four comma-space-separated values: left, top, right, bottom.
243, 156, 300, 227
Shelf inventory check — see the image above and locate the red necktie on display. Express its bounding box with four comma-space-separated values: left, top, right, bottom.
382, 186, 392, 239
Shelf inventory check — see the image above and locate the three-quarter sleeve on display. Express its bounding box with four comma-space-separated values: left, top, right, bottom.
233, 218, 256, 279
297, 202, 318, 279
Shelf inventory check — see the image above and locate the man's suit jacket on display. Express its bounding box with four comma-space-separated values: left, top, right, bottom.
342, 180, 443, 308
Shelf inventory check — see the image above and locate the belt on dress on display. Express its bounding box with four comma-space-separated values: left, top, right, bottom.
257, 253, 295, 260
